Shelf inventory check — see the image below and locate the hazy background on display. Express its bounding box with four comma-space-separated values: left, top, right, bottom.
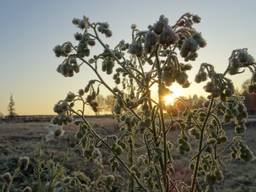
0, 0, 255, 115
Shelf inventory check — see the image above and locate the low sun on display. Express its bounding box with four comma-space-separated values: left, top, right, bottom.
164, 85, 183, 105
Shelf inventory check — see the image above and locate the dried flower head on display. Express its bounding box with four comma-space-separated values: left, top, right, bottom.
23, 186, 32, 192
18, 156, 30, 171
1, 172, 12, 184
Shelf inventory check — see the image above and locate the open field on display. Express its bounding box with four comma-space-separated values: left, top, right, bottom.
1, 117, 256, 191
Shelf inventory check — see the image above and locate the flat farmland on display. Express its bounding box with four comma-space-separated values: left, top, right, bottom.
1, 117, 256, 191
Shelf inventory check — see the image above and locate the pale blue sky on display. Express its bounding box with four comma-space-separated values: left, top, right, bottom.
0, 0, 256, 115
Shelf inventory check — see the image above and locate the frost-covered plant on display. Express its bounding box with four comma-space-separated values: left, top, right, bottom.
1, 156, 30, 192
52, 13, 256, 192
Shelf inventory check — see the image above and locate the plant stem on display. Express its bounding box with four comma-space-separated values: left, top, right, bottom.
155, 48, 168, 191
128, 135, 134, 192
191, 97, 214, 192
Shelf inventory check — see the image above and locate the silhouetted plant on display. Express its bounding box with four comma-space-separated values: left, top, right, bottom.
52, 13, 256, 192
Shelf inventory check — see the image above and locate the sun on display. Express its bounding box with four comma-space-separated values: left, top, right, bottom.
164, 95, 175, 105
164, 84, 183, 105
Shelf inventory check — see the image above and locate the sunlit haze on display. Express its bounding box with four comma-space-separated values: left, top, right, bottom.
0, 0, 256, 115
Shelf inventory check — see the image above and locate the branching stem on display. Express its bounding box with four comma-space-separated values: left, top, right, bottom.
191, 97, 214, 192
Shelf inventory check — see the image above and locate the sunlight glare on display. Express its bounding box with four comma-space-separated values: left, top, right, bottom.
164, 85, 182, 105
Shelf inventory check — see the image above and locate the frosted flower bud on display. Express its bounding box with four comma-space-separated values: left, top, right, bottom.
84, 84, 91, 93
200, 72, 207, 81
207, 138, 217, 145
78, 89, 84, 96
217, 135, 227, 144
238, 50, 250, 63
101, 22, 109, 28
240, 144, 253, 161
77, 41, 90, 58
176, 71, 188, 85
131, 24, 137, 30
214, 169, 224, 181
72, 18, 80, 25
46, 124, 63, 141
235, 124, 246, 134
78, 20, 86, 29
54, 104, 65, 116
153, 22, 164, 34
84, 48, 90, 57
66, 92, 76, 102
185, 52, 198, 61
74, 32, 83, 41
23, 186, 32, 192
204, 82, 214, 93
105, 175, 115, 186
112, 143, 123, 155
105, 30, 112, 37
180, 38, 198, 58
62, 42, 72, 55
193, 33, 207, 48
18, 156, 30, 170
53, 45, 63, 57
1, 172, 12, 184
128, 42, 143, 57
181, 63, 192, 71
115, 77, 120, 84
195, 74, 202, 83
192, 15, 201, 23
159, 25, 177, 46
54, 127, 64, 137
188, 128, 200, 139
97, 25, 104, 33
73, 64, 80, 73
69, 57, 77, 64
113, 50, 123, 59
182, 80, 190, 88
145, 31, 158, 47
88, 39, 96, 46
153, 15, 168, 34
